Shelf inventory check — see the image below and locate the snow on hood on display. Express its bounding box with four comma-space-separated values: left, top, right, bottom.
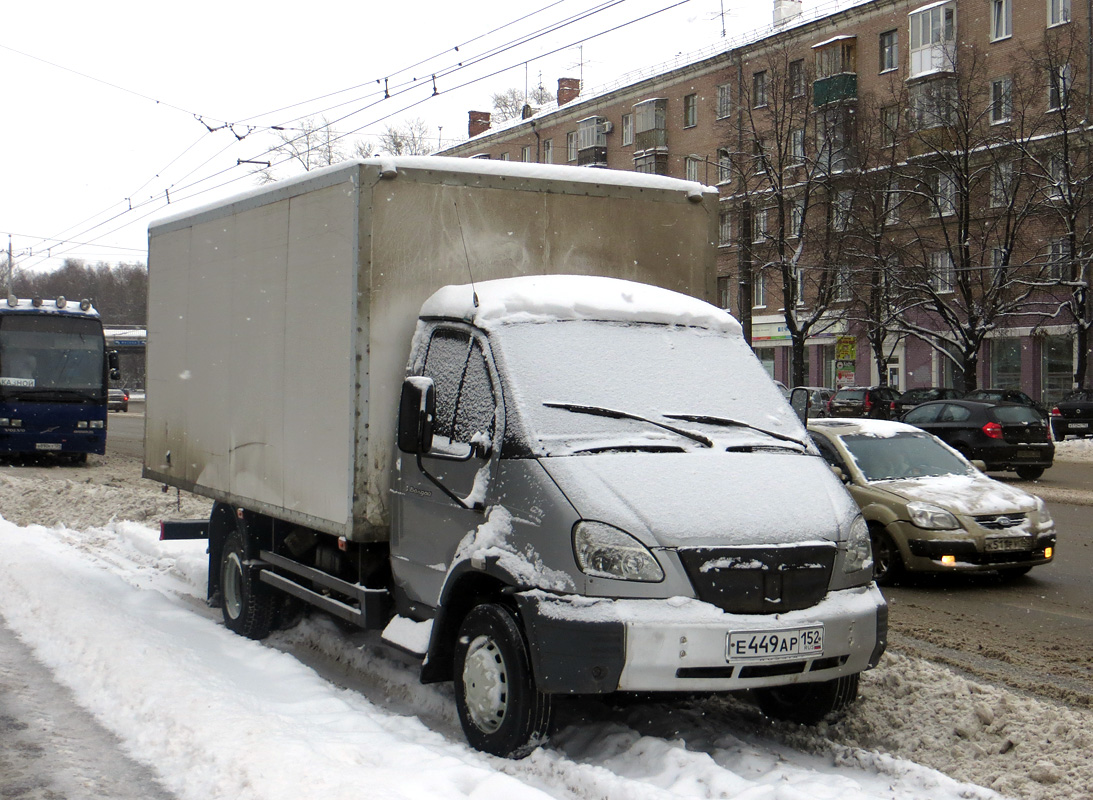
541, 451, 858, 548
420, 275, 742, 335
872, 472, 1039, 516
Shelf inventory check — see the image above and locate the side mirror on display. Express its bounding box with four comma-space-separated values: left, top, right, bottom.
397, 377, 435, 454
971, 459, 987, 472
108, 349, 121, 381
789, 386, 809, 424
830, 465, 849, 483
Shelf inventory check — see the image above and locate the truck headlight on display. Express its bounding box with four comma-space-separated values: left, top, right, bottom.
573, 521, 664, 582
907, 501, 960, 530
844, 516, 873, 574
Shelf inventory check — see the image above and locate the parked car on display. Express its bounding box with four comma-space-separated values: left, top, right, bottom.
826, 386, 900, 419
1050, 389, 1093, 439
963, 388, 1048, 420
901, 399, 1054, 480
808, 418, 1056, 584
773, 380, 790, 398
794, 386, 834, 418
107, 388, 129, 412
890, 387, 960, 418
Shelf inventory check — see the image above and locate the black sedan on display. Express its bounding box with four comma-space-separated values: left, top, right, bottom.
963, 388, 1048, 420
890, 386, 960, 417
901, 399, 1054, 480
1051, 389, 1093, 439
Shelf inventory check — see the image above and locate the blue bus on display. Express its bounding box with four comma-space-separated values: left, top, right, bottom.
0, 296, 118, 463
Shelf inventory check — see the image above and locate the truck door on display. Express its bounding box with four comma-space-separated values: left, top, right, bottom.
392, 325, 501, 608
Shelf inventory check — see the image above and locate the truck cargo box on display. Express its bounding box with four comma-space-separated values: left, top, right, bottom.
144, 156, 718, 542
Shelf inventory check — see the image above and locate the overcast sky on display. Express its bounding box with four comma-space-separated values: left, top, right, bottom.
0, 0, 840, 276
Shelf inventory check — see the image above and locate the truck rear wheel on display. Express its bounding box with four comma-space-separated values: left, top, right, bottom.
220, 529, 275, 640
755, 672, 859, 725
453, 603, 553, 758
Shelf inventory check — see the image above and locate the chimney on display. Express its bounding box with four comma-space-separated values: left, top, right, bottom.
557, 77, 581, 106
773, 0, 803, 25
468, 110, 491, 138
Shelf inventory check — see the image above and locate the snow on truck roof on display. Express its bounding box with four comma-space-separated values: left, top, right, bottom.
420, 275, 742, 334
149, 156, 714, 234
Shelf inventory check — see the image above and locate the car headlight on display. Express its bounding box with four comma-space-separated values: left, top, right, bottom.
573, 521, 664, 582
907, 501, 960, 530
1035, 496, 1054, 526
844, 516, 873, 574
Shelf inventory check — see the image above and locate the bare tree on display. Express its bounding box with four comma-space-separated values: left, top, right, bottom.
256, 117, 346, 183
376, 118, 436, 156
491, 84, 556, 123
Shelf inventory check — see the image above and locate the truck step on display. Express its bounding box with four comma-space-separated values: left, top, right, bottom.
258, 550, 390, 629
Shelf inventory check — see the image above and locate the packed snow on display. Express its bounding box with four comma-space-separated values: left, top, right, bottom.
1, 451, 1092, 799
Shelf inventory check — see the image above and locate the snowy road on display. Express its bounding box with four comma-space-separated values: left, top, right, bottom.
2, 452, 1092, 800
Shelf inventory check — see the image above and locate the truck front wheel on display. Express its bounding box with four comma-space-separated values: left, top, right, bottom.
220, 529, 275, 640
755, 672, 860, 725
453, 603, 553, 758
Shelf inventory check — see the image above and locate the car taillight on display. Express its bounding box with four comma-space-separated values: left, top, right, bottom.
864, 394, 873, 412
1051, 406, 1061, 417
982, 421, 1004, 439
826, 398, 833, 413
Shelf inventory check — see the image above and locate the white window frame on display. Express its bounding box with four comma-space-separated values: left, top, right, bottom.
717, 148, 732, 183
754, 207, 769, 243
1048, 154, 1066, 200
621, 113, 634, 146
542, 139, 553, 164
834, 189, 853, 231
932, 170, 958, 216
834, 265, 853, 302
753, 71, 768, 108
990, 77, 1012, 123
879, 29, 899, 73
789, 59, 806, 97
791, 128, 806, 163
685, 155, 702, 182
885, 181, 902, 224
990, 0, 1012, 41
1049, 63, 1072, 111
718, 210, 733, 246
566, 131, 578, 162
717, 84, 732, 119
753, 270, 766, 308
683, 93, 698, 128
521, 145, 533, 163
909, 2, 956, 78
990, 161, 1013, 208
1048, 0, 1071, 26
1048, 238, 1070, 279
790, 198, 805, 238
929, 250, 956, 293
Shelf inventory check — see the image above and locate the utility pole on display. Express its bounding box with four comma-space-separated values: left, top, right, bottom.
6, 235, 12, 296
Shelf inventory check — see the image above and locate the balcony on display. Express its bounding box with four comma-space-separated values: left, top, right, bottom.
813, 73, 858, 107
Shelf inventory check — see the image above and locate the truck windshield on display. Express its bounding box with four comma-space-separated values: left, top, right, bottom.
490, 320, 802, 455
0, 315, 105, 396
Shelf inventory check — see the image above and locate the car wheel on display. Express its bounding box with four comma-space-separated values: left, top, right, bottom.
869, 525, 903, 586
1015, 465, 1044, 480
756, 672, 860, 725
454, 603, 553, 758
220, 529, 276, 639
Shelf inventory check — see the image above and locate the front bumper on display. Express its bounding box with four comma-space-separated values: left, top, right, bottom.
902, 529, 1056, 572
516, 584, 886, 694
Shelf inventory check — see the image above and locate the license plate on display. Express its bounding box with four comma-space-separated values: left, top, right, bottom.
35, 443, 62, 451
1017, 449, 1040, 459
985, 537, 1031, 552
728, 626, 824, 663
1070, 422, 1089, 430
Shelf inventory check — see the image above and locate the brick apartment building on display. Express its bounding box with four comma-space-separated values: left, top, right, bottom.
440, 0, 1092, 405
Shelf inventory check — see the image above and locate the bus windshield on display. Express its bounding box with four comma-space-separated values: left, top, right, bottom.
0, 315, 105, 395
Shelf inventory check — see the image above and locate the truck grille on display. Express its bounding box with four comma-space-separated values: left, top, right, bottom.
677, 544, 835, 614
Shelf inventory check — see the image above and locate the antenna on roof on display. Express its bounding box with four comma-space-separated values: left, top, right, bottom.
453, 201, 479, 308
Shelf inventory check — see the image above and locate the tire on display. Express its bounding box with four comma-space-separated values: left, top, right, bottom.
869, 526, 903, 586
453, 603, 553, 758
1015, 465, 1044, 480
756, 672, 860, 725
220, 529, 276, 639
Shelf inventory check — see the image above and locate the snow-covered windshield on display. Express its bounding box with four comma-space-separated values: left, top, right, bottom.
489, 320, 801, 455
840, 431, 971, 482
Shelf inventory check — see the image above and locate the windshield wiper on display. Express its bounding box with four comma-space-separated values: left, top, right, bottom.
543, 402, 714, 448
664, 413, 808, 451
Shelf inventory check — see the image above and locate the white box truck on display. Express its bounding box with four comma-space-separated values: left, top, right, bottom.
147, 157, 886, 757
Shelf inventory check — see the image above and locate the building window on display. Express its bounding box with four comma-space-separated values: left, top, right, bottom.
790, 197, 805, 237
990, 161, 1013, 207
882, 105, 899, 145
718, 276, 732, 309
789, 59, 806, 97
929, 251, 955, 292
718, 211, 733, 246
1049, 0, 1072, 26
685, 156, 702, 182
909, 78, 956, 129
499, 152, 510, 161
834, 265, 853, 302
754, 207, 769, 243
909, 2, 956, 77
879, 30, 898, 72
542, 139, 553, 164
990, 77, 1012, 123
833, 189, 853, 231
1048, 154, 1066, 199
521, 145, 533, 163
990, 0, 1012, 41
621, 113, 633, 146
717, 148, 732, 183
1048, 238, 1071, 279
1042, 335, 1074, 406
567, 131, 577, 162
753, 71, 768, 107
795, 268, 806, 306
717, 84, 732, 119
791, 128, 806, 163
932, 171, 958, 216
753, 270, 765, 308
815, 37, 857, 78
885, 181, 902, 224
991, 338, 1022, 387
1049, 63, 1071, 110
683, 93, 697, 128
576, 116, 608, 166
752, 138, 768, 175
